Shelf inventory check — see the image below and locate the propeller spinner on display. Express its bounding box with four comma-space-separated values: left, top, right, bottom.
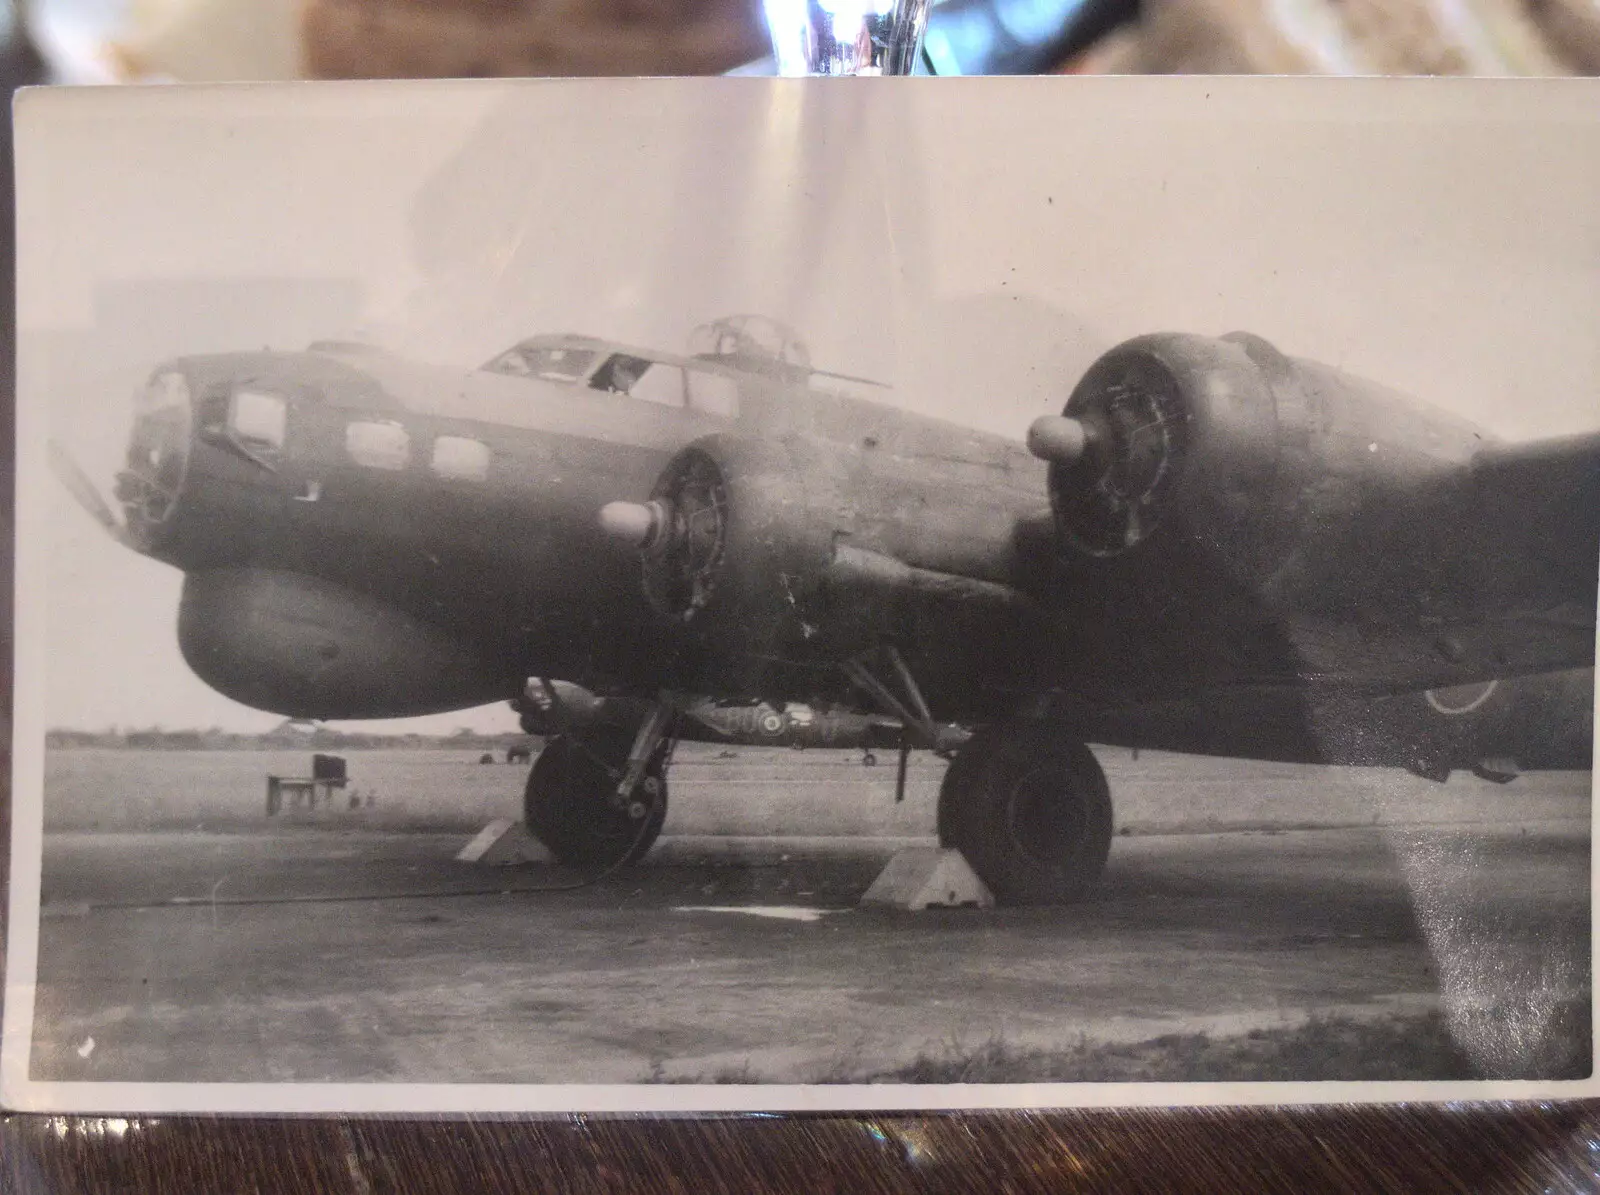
599, 447, 731, 622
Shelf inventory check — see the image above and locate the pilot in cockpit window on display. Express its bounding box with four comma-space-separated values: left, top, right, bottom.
592, 354, 646, 395
588, 354, 688, 407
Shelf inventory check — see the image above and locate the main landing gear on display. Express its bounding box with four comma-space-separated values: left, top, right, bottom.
524, 719, 671, 870
936, 720, 1113, 905
517, 672, 1115, 903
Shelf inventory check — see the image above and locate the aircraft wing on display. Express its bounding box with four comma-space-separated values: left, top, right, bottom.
1459, 429, 1600, 616
602, 333, 1599, 708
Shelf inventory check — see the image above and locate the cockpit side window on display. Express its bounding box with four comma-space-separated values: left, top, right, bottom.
488, 349, 533, 376
484, 344, 596, 382
590, 354, 685, 408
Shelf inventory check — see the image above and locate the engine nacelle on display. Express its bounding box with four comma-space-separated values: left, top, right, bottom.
1038, 332, 1490, 613
602, 432, 1051, 701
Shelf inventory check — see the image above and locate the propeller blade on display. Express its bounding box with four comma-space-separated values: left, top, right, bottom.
48, 439, 134, 547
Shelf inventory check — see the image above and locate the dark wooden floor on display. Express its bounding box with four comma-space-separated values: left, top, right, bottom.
5, 1104, 1600, 1193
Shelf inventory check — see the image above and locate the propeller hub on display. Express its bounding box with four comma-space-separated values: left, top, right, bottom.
1026, 415, 1091, 466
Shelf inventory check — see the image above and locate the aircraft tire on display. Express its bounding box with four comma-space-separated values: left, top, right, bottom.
524, 727, 667, 869
936, 721, 1112, 905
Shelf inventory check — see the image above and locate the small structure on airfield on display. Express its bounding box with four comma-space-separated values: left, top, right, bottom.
265, 753, 348, 816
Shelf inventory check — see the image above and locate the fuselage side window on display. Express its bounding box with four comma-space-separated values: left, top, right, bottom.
686, 369, 739, 417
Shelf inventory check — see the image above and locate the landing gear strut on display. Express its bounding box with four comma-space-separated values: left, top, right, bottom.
937, 720, 1113, 905
524, 723, 670, 869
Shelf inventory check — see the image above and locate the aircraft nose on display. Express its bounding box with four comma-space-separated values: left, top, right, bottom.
115, 369, 193, 549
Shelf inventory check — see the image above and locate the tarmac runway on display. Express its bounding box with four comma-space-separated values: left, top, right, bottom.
23, 755, 1593, 1088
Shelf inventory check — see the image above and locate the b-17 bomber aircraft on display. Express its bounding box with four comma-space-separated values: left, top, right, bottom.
55, 314, 1599, 903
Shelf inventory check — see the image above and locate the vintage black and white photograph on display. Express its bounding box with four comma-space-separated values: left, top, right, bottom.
4, 77, 1597, 1113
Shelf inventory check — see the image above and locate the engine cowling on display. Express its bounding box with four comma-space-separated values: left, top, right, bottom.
609, 433, 886, 694
1034, 332, 1489, 611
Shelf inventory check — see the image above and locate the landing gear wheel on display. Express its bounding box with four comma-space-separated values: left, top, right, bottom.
936, 721, 1112, 905
524, 725, 667, 869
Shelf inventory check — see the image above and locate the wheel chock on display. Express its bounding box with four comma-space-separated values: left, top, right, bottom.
860, 846, 994, 910
456, 818, 552, 865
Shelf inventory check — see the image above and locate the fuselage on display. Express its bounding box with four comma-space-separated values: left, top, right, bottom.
114, 330, 1595, 773
128, 335, 1047, 715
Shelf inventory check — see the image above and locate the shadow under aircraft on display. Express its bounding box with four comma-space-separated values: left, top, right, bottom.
56, 313, 1598, 903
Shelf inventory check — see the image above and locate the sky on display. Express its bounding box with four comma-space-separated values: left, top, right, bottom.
15, 77, 1600, 733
